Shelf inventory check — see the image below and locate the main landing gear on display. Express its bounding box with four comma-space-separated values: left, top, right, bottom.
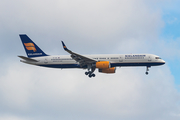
145, 66, 150, 75
85, 71, 95, 78
85, 65, 96, 78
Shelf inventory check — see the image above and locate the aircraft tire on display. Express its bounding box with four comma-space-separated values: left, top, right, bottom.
85, 72, 89, 75
88, 74, 92, 78
92, 74, 95, 77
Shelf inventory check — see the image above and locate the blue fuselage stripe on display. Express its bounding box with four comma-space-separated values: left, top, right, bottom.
37, 62, 164, 69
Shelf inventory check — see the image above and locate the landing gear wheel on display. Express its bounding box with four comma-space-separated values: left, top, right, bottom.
145, 66, 150, 75
86, 65, 96, 78
88, 73, 96, 78
92, 74, 95, 77
85, 72, 89, 75
89, 74, 92, 78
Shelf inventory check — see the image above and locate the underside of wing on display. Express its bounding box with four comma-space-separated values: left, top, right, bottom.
61, 41, 97, 67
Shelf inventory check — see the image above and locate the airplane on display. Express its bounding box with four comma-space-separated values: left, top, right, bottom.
18, 34, 165, 78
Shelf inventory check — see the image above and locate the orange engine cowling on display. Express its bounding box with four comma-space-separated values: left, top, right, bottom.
99, 67, 116, 74
96, 61, 110, 69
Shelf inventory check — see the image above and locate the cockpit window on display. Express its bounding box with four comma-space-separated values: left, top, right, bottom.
155, 57, 161, 59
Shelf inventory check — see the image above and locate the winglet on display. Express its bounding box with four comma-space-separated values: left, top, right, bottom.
61, 41, 68, 51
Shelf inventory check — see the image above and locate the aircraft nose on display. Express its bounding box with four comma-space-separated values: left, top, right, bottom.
161, 60, 165, 64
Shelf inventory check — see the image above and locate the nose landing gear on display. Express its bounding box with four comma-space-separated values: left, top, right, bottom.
145, 66, 150, 75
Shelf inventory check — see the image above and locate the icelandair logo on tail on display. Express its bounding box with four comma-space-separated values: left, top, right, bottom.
24, 43, 37, 52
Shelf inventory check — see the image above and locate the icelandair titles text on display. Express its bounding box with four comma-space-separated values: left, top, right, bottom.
125, 55, 146, 59
28, 53, 42, 56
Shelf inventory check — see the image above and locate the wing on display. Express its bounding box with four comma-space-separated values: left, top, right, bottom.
61, 41, 97, 67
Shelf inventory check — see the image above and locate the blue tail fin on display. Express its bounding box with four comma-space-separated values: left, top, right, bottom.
19, 34, 48, 58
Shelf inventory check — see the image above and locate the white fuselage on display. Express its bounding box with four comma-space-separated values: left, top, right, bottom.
21, 54, 165, 69
19, 34, 165, 77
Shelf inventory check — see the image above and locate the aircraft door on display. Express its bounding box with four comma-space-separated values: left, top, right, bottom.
44, 58, 48, 64
119, 56, 123, 62
148, 56, 152, 61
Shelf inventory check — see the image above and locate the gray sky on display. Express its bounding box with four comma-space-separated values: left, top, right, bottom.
0, 0, 180, 120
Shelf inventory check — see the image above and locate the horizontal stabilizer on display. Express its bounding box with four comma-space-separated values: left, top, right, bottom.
18, 56, 38, 62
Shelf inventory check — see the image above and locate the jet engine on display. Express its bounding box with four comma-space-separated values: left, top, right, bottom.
99, 67, 116, 73
96, 61, 110, 69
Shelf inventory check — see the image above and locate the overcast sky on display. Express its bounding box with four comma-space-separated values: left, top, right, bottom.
0, 0, 180, 120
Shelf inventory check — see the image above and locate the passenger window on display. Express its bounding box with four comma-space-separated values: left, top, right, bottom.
155, 57, 161, 59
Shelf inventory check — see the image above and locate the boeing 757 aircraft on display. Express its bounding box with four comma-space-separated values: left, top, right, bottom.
18, 34, 165, 78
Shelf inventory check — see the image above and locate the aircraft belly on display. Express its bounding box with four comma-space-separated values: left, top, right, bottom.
38, 63, 81, 68
111, 62, 164, 67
